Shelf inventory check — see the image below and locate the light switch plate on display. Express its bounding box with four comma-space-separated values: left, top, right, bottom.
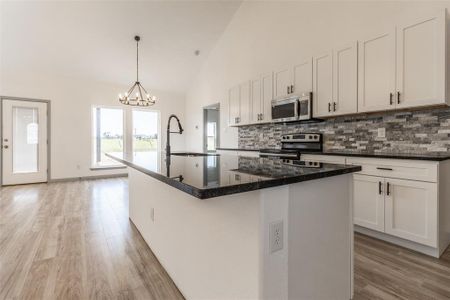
378, 128, 386, 138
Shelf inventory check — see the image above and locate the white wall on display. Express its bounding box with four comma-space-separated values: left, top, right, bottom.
185, 1, 450, 152
0, 73, 185, 180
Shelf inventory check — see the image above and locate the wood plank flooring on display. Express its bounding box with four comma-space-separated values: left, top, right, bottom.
1, 178, 449, 299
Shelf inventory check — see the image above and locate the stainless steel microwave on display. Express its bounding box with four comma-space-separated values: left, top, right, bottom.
271, 92, 312, 123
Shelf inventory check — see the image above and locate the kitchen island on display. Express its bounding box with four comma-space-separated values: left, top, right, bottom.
108, 152, 361, 300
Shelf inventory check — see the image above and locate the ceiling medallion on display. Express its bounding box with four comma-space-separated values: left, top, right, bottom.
119, 36, 156, 106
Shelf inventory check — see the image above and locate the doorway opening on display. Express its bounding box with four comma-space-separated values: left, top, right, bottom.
1, 97, 51, 185
203, 103, 220, 153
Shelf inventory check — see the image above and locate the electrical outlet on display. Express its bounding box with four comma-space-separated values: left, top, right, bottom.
269, 221, 283, 253
150, 208, 155, 222
378, 128, 386, 138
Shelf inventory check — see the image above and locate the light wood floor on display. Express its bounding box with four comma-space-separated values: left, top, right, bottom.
1, 179, 450, 300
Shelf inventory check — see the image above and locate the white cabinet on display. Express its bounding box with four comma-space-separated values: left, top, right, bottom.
313, 52, 333, 117
396, 11, 447, 108
358, 30, 396, 112
333, 42, 358, 115
385, 178, 437, 247
251, 72, 273, 123
353, 175, 385, 232
313, 43, 358, 118
228, 85, 240, 126
228, 81, 251, 126
358, 10, 447, 113
274, 58, 313, 99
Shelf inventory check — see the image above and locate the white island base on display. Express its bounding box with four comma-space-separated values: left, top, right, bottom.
128, 167, 354, 300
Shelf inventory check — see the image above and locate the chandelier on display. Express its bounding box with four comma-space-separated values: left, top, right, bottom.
119, 36, 156, 106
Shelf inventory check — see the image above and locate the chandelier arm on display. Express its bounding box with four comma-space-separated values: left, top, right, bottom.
140, 84, 149, 95
127, 82, 137, 96
137, 84, 144, 101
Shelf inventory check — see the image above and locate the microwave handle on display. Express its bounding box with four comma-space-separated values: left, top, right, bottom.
294, 100, 299, 117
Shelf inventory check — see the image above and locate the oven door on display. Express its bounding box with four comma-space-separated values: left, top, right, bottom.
271, 98, 299, 122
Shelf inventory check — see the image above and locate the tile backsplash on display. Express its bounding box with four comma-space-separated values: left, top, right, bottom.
238, 107, 450, 154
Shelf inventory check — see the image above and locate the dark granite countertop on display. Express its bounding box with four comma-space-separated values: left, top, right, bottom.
217, 147, 450, 161
107, 152, 361, 199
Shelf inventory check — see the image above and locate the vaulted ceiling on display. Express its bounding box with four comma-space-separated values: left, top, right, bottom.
0, 1, 242, 94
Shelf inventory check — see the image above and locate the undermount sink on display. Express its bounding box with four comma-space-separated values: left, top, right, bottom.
171, 152, 220, 157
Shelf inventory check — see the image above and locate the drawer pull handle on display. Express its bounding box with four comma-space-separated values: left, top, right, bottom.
377, 167, 393, 171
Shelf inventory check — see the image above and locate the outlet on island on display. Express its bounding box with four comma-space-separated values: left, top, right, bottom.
269, 220, 283, 253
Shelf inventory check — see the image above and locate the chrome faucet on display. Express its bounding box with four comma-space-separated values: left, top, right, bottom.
166, 114, 183, 156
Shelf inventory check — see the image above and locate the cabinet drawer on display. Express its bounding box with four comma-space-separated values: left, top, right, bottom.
347, 157, 438, 182
301, 154, 346, 165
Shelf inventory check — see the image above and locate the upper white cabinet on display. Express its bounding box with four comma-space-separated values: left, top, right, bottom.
228, 85, 240, 126
313, 42, 358, 118
274, 58, 313, 99
228, 81, 251, 126
313, 52, 333, 117
358, 30, 396, 112
359, 10, 447, 113
251, 72, 273, 123
396, 11, 447, 108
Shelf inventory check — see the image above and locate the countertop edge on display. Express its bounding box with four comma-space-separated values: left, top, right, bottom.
106, 153, 361, 199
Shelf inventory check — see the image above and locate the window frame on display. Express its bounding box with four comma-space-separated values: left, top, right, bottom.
130, 108, 161, 154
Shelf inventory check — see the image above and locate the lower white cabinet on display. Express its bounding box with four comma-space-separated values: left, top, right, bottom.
384, 178, 437, 247
353, 175, 385, 232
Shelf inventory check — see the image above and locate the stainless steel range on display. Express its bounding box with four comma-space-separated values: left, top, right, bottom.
259, 133, 323, 167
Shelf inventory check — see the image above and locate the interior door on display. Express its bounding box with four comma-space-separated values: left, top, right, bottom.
396, 11, 446, 108
333, 42, 358, 116
384, 178, 437, 247
353, 174, 385, 232
313, 51, 333, 117
2, 99, 48, 185
358, 29, 396, 112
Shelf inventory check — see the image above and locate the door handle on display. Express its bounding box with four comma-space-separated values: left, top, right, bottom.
291, 85, 294, 94
397, 91, 401, 104
3, 145, 8, 149
333, 102, 337, 112
386, 182, 391, 196
378, 181, 383, 195
389, 92, 393, 105
287, 86, 290, 94
328, 103, 331, 112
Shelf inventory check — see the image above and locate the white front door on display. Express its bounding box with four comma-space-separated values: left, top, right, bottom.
2, 99, 48, 185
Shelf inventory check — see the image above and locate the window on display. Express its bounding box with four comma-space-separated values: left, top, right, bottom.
132, 110, 159, 170
206, 122, 217, 151
92, 107, 124, 167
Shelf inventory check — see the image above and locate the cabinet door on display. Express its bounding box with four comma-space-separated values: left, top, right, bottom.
274, 66, 291, 99
239, 81, 251, 125
358, 30, 396, 112
313, 51, 333, 117
385, 179, 437, 247
292, 58, 313, 95
250, 76, 262, 123
261, 72, 273, 122
333, 42, 358, 116
228, 85, 240, 126
396, 11, 446, 108
353, 174, 385, 232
